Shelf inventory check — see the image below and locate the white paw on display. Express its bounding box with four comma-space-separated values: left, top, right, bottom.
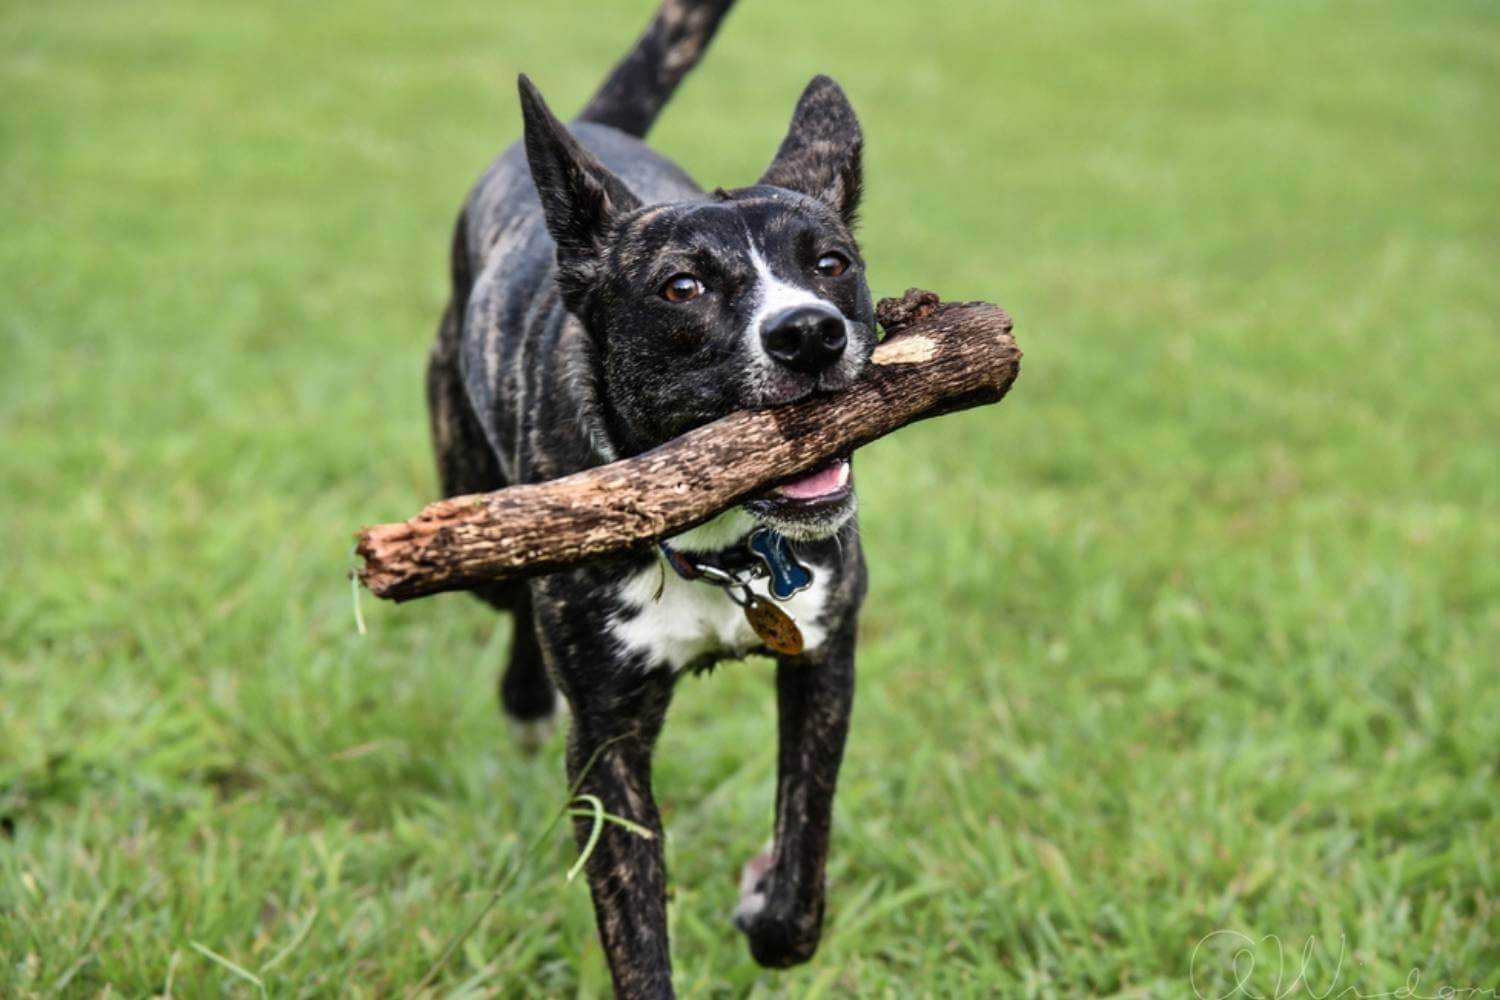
733, 845, 774, 928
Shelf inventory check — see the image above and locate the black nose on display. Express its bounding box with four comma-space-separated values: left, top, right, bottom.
760, 306, 847, 374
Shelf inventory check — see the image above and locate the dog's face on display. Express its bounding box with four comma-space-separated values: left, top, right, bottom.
520, 76, 872, 540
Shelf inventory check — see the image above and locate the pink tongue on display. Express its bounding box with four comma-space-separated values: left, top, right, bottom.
776, 461, 845, 500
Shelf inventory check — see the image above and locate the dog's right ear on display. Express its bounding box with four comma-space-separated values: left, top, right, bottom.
518, 75, 641, 301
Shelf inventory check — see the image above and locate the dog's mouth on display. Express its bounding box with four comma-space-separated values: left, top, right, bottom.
770, 457, 851, 503
742, 456, 855, 540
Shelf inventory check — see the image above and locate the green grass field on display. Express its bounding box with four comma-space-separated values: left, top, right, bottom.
4, 0, 1497, 995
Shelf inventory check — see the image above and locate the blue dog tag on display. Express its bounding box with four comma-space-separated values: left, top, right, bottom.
749, 528, 813, 601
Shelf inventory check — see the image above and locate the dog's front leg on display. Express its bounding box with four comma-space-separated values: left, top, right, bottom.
548, 627, 677, 999
735, 616, 857, 968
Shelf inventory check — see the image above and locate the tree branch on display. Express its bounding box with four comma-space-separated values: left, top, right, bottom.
355, 290, 1020, 601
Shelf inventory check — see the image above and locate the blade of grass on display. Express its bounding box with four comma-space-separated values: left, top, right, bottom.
259, 906, 319, 975
565, 794, 606, 883
189, 942, 267, 1000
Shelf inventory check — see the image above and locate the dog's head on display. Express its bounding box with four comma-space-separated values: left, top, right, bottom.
519, 75, 873, 540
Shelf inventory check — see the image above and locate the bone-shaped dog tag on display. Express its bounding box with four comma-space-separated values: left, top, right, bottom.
749, 528, 812, 600
743, 596, 804, 656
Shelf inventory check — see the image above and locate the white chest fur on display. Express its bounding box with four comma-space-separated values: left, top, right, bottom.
608, 548, 831, 672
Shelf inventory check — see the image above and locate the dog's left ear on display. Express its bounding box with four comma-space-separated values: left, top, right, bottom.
759, 75, 863, 226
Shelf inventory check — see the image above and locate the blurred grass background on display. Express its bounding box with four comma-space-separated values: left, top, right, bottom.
2, 0, 1497, 995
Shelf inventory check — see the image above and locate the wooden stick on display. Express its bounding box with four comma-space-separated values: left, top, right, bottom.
356, 289, 1020, 601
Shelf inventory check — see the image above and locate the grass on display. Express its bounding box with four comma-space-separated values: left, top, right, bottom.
2, 0, 1497, 995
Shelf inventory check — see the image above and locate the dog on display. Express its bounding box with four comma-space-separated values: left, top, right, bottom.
425, 1, 872, 994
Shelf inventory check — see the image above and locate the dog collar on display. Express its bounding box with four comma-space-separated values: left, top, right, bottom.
656, 528, 812, 656
658, 527, 812, 602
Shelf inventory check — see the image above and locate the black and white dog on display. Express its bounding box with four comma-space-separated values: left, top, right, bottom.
425, 1, 872, 993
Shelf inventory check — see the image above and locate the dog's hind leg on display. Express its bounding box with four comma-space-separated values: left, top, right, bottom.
461, 580, 558, 752
486, 581, 558, 722
734, 614, 857, 968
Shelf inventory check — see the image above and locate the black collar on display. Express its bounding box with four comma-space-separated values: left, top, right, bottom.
658, 536, 763, 581
658, 528, 814, 602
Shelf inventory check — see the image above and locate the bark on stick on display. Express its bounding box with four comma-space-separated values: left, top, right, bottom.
355, 290, 1020, 601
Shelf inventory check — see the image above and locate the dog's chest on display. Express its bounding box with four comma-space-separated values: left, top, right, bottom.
608, 558, 831, 671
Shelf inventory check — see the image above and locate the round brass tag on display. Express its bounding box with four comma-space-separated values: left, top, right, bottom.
743, 596, 804, 656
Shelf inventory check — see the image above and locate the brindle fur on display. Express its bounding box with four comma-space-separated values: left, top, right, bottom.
425, 2, 871, 994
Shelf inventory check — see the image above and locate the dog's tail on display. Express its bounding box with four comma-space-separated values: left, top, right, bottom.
576, 0, 738, 139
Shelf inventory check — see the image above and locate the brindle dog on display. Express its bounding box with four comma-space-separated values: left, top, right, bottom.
425, 1, 874, 994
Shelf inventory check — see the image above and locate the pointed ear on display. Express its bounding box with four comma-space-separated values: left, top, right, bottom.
517, 75, 641, 287
758, 75, 863, 225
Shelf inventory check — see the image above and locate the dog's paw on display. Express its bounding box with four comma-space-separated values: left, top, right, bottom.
508, 715, 555, 754
732, 846, 774, 931
733, 843, 824, 968
506, 692, 568, 754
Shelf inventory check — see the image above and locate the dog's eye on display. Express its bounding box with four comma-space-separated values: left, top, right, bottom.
660, 273, 704, 303
814, 252, 849, 278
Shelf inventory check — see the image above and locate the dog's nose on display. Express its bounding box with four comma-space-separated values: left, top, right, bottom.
760, 305, 847, 375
